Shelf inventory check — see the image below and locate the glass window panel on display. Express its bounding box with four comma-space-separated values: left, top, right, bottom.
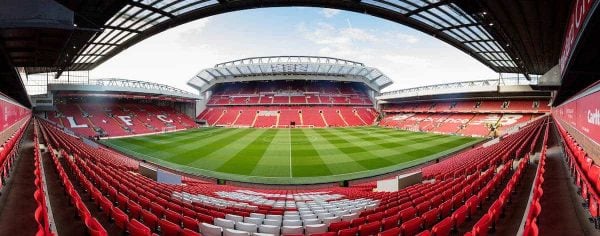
446, 4, 473, 24
198, 70, 213, 80
216, 68, 230, 76
467, 26, 489, 40
420, 11, 450, 28
449, 29, 470, 41
459, 28, 480, 41
260, 65, 271, 73
172, 0, 218, 15
238, 66, 250, 74
410, 14, 442, 29
317, 65, 329, 73
429, 7, 459, 25
114, 32, 136, 44
362, 0, 410, 14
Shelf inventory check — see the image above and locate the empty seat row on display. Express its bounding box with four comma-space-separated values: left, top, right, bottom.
32, 120, 53, 236
554, 117, 600, 228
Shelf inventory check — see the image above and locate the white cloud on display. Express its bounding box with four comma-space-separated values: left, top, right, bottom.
396, 33, 419, 44
382, 54, 430, 68
320, 9, 341, 18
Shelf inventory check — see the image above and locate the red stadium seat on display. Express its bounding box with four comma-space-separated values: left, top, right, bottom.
377, 227, 400, 236
159, 219, 181, 236
381, 214, 400, 230
399, 207, 417, 223
451, 206, 468, 229
358, 221, 381, 236
128, 201, 143, 220
422, 208, 439, 228
351, 217, 366, 227
111, 206, 129, 230
400, 217, 422, 236
472, 213, 491, 236
141, 209, 159, 230
328, 221, 350, 232
431, 217, 452, 236
438, 201, 453, 218
85, 217, 108, 236
129, 219, 152, 236
182, 216, 200, 232
164, 209, 182, 225
338, 227, 359, 236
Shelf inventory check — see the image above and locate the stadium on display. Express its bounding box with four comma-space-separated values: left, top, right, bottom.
0, 1, 599, 236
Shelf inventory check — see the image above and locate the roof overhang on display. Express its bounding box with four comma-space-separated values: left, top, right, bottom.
188, 56, 392, 94
377, 78, 552, 102
59, 0, 560, 75
47, 78, 201, 100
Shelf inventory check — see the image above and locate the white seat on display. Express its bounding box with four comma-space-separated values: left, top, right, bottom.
263, 219, 281, 226
215, 218, 236, 229
317, 213, 334, 219
227, 214, 245, 223
236, 222, 258, 233
266, 215, 283, 221
333, 210, 349, 217
284, 215, 301, 221
281, 226, 303, 235
321, 217, 340, 226
282, 220, 302, 227
253, 233, 276, 236
303, 218, 321, 226
250, 213, 266, 219
258, 225, 280, 235
341, 213, 358, 222
301, 214, 317, 220
304, 224, 327, 236
284, 211, 299, 216
244, 217, 264, 225
200, 223, 223, 236
223, 228, 251, 236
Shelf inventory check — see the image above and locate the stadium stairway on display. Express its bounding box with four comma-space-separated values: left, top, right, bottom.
535, 123, 600, 236
39, 132, 90, 235
0, 122, 37, 235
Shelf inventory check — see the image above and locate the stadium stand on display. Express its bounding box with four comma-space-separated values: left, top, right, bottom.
200, 81, 377, 128
49, 99, 197, 138
31, 114, 548, 236
380, 100, 548, 137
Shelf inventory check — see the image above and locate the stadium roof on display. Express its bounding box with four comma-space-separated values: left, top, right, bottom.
1, 0, 570, 75
0, 0, 574, 106
48, 78, 201, 100
187, 56, 393, 93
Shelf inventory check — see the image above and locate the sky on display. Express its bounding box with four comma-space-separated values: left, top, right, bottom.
90, 7, 498, 93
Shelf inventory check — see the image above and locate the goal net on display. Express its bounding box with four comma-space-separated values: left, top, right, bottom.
162, 126, 177, 133
272, 125, 315, 128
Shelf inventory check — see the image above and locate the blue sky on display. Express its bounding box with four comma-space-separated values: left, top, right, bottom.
91, 7, 497, 93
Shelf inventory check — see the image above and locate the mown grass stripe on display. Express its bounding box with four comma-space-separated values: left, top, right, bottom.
165, 128, 257, 165
315, 129, 395, 169
215, 129, 277, 175
289, 129, 332, 177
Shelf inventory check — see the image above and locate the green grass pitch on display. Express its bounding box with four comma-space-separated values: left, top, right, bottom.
101, 127, 482, 184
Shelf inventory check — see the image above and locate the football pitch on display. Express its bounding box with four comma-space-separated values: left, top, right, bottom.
101, 127, 482, 184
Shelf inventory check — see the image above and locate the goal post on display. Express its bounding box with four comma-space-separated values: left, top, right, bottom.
271, 125, 315, 128
162, 126, 177, 133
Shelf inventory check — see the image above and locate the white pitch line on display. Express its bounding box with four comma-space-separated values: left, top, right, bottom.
289, 127, 293, 178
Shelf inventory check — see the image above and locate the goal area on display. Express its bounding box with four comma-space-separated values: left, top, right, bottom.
271, 125, 315, 128
162, 126, 177, 133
